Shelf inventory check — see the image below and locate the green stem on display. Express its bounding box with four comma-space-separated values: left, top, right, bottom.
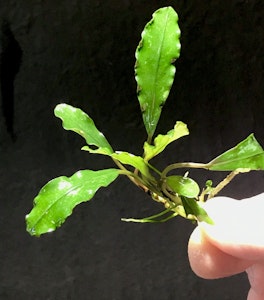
146, 162, 162, 176
161, 162, 208, 179
113, 158, 127, 172
161, 181, 182, 206
207, 170, 239, 199
118, 169, 152, 192
147, 134, 153, 145
137, 206, 176, 220
112, 158, 149, 191
121, 209, 178, 223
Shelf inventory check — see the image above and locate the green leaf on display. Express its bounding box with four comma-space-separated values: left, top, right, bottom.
143, 121, 189, 161
166, 175, 200, 198
208, 134, 264, 171
26, 169, 119, 236
111, 151, 150, 177
82, 148, 152, 178
54, 103, 113, 154
181, 197, 214, 224
135, 6, 181, 140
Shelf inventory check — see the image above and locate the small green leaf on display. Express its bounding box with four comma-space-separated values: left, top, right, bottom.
181, 197, 214, 224
55, 104, 113, 154
208, 134, 264, 171
111, 151, 150, 177
143, 121, 189, 161
26, 169, 119, 236
135, 6, 181, 140
166, 175, 200, 198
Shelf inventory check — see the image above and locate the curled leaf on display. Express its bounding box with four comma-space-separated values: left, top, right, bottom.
143, 121, 189, 161
26, 169, 119, 236
111, 151, 151, 177
135, 6, 181, 140
55, 104, 113, 154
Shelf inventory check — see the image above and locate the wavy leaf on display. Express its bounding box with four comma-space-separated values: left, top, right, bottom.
208, 134, 264, 171
111, 151, 150, 177
135, 6, 181, 140
26, 169, 119, 236
55, 104, 113, 154
143, 121, 189, 161
82, 147, 152, 178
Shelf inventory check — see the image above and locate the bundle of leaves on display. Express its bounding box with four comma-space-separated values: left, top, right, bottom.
26, 7, 264, 237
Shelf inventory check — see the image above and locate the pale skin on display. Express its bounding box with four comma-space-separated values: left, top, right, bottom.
188, 193, 264, 300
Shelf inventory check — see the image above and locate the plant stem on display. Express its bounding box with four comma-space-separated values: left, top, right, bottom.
112, 158, 148, 191
112, 158, 127, 172
161, 162, 208, 179
161, 181, 182, 205
208, 170, 239, 199
147, 134, 153, 145
121, 209, 178, 223
146, 162, 162, 176
118, 169, 152, 192
207, 168, 250, 199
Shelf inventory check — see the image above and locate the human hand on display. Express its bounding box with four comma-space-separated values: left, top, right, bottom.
188, 193, 264, 300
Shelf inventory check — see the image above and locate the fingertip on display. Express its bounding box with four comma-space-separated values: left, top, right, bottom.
188, 226, 251, 279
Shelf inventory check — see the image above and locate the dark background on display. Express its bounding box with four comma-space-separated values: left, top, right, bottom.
0, 1, 263, 299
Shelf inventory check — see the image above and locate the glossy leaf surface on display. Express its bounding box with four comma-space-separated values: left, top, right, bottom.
166, 175, 200, 198
55, 104, 113, 154
143, 121, 189, 161
111, 151, 150, 177
181, 197, 213, 224
26, 169, 119, 236
135, 6, 181, 139
208, 134, 264, 171
82, 148, 152, 178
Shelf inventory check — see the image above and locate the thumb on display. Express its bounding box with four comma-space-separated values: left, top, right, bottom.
200, 194, 264, 261
188, 194, 264, 279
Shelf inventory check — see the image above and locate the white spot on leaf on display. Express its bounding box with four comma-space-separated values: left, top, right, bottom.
58, 181, 71, 190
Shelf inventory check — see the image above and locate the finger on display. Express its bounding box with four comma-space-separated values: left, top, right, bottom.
247, 263, 264, 300
188, 226, 251, 279
200, 195, 264, 261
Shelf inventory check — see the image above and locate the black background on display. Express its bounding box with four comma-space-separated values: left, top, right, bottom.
0, 1, 263, 299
